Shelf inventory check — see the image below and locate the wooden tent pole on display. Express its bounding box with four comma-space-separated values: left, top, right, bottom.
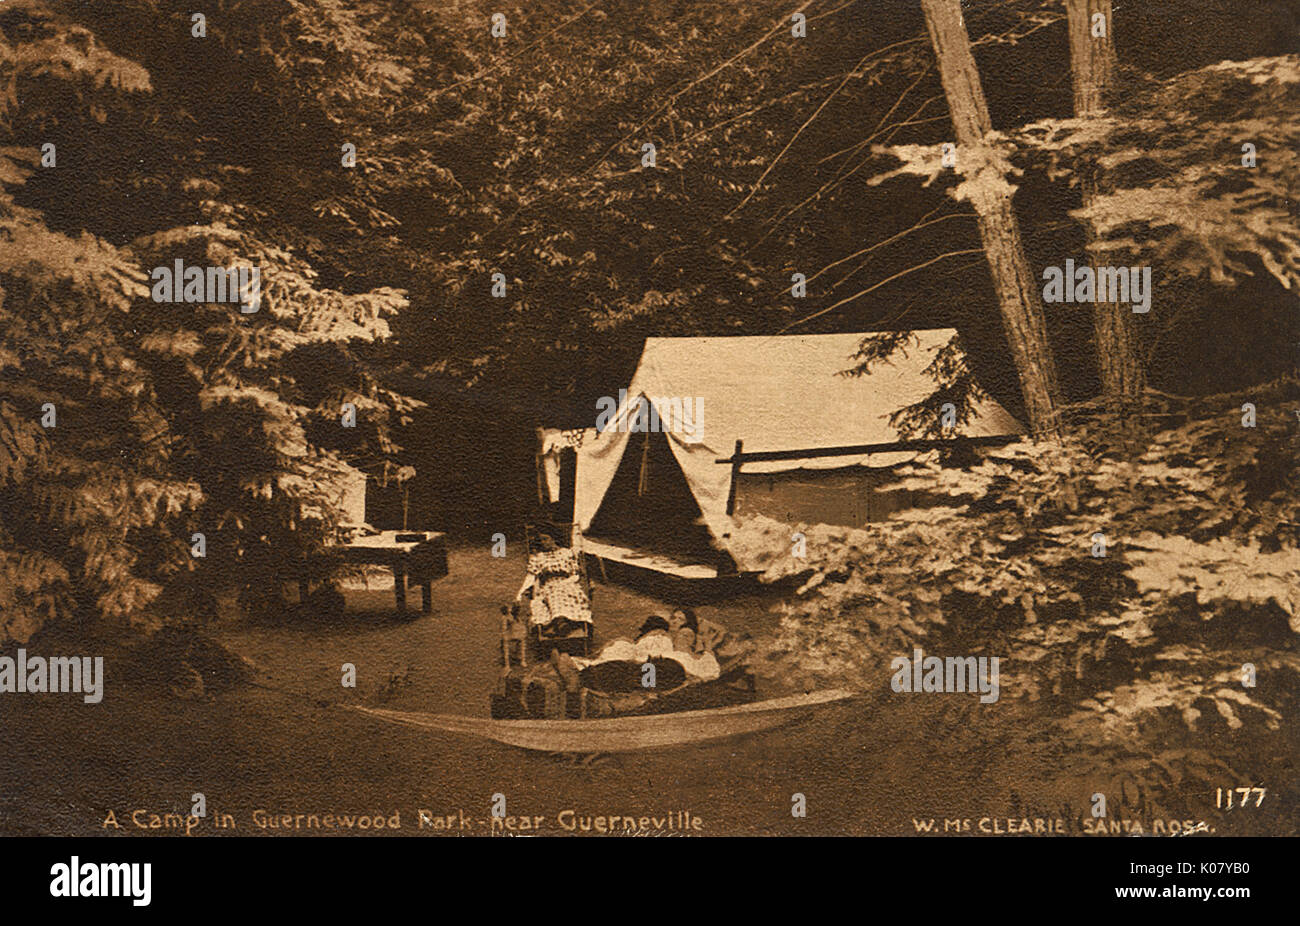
534, 427, 547, 506
725, 439, 744, 516
637, 430, 650, 496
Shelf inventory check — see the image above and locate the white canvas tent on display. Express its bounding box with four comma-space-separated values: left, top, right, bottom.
569, 330, 1024, 579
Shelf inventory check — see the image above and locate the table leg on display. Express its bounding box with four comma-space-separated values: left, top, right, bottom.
394, 566, 407, 613
421, 581, 432, 613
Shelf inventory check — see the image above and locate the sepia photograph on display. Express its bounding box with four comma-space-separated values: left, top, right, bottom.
0, 0, 1296, 906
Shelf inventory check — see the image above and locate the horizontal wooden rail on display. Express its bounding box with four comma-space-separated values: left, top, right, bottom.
714, 434, 1023, 465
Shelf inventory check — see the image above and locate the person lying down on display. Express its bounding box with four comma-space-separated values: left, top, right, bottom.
572, 615, 721, 682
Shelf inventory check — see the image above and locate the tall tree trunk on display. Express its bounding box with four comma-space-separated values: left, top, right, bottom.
1067, 0, 1145, 398
919, 0, 1062, 437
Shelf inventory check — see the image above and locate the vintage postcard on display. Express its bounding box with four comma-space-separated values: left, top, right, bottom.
0, 0, 1295, 905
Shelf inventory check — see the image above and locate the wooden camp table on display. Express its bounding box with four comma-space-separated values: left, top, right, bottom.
303, 530, 449, 615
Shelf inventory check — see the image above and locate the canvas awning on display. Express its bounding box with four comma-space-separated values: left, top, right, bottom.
537, 427, 596, 503
573, 329, 1024, 549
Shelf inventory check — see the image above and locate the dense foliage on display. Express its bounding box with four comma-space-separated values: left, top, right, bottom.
1013, 55, 1300, 294
0, 0, 418, 641
730, 378, 1299, 815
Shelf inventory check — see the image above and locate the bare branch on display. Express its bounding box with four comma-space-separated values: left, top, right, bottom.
777, 248, 985, 333
579, 0, 822, 182
754, 90, 942, 244
812, 210, 977, 288
725, 37, 926, 218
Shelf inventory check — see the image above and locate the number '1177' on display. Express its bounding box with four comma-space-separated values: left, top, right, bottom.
1216, 787, 1265, 809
